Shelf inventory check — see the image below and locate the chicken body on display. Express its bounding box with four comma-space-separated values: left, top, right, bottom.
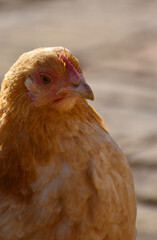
0, 47, 136, 240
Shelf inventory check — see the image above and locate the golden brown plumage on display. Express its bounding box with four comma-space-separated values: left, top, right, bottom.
0, 47, 136, 240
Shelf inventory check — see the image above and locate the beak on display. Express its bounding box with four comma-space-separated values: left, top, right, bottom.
57, 81, 94, 101
72, 81, 94, 100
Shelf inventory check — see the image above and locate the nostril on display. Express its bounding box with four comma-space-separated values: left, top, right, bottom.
73, 83, 79, 88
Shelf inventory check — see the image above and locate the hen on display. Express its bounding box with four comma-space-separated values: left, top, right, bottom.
0, 47, 136, 240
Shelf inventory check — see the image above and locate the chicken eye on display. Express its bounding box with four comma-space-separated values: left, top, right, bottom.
40, 74, 51, 85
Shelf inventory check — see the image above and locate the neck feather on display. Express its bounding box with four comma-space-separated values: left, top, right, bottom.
0, 98, 104, 197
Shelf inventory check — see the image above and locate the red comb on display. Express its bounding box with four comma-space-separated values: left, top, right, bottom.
59, 54, 82, 84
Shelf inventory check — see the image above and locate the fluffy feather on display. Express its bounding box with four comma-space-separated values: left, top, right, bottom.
0, 47, 136, 240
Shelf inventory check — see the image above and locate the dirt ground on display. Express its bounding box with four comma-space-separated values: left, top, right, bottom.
0, 0, 157, 239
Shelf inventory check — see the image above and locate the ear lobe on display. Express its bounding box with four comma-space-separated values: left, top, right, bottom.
25, 75, 33, 90
25, 76, 37, 100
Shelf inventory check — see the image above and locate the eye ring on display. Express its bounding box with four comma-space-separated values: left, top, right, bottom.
40, 74, 51, 85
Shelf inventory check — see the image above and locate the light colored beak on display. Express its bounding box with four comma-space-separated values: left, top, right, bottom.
57, 81, 94, 101
72, 81, 94, 100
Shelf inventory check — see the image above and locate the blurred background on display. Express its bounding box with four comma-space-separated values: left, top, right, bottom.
0, 0, 157, 239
